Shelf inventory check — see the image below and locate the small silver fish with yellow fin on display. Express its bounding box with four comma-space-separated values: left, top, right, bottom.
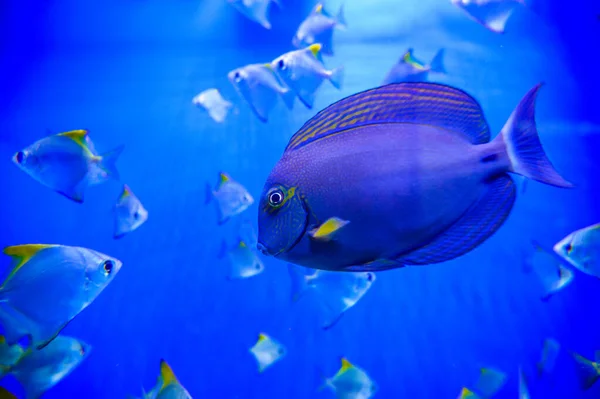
219, 239, 265, 280
228, 63, 295, 122
249, 333, 286, 372
134, 359, 192, 399
321, 357, 377, 399
0, 335, 90, 399
0, 244, 122, 349
272, 44, 344, 109
554, 223, 600, 278
114, 184, 148, 239
12, 129, 123, 203
206, 172, 254, 225
382, 48, 446, 85
293, 3, 346, 56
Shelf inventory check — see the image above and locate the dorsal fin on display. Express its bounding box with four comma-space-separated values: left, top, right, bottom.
159, 359, 178, 390
2, 245, 55, 284
340, 357, 353, 372
58, 130, 91, 152
120, 185, 132, 200
218, 172, 231, 188
402, 48, 414, 63
285, 83, 491, 152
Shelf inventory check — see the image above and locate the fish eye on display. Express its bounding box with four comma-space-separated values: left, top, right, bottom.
79, 344, 86, 355
565, 243, 573, 253
15, 151, 25, 164
133, 211, 140, 220
268, 188, 285, 208
367, 273, 373, 282
234, 71, 242, 82
255, 263, 261, 269
103, 260, 114, 275
277, 59, 286, 70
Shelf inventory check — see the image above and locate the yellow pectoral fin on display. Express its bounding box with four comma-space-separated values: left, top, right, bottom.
311, 217, 349, 239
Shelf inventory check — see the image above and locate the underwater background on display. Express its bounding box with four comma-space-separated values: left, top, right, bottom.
1, 0, 600, 398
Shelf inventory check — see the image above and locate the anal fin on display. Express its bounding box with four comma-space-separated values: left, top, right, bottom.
401, 175, 516, 265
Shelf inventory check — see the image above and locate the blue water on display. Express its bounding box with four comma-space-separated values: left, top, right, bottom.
1, 0, 600, 398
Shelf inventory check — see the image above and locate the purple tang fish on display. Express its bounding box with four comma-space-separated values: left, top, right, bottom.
257, 82, 573, 272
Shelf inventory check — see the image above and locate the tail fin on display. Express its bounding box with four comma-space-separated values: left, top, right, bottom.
287, 264, 311, 302
429, 49, 446, 74
494, 84, 573, 188
335, 3, 347, 28
328, 66, 344, 90
280, 88, 295, 110
98, 145, 124, 181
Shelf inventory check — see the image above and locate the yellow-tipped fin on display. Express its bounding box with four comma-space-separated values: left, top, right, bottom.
308, 43, 322, 58
314, 3, 323, 13
257, 333, 268, 343
218, 172, 231, 188
238, 241, 247, 248
120, 184, 132, 200
2, 245, 54, 282
263, 63, 274, 71
58, 130, 91, 152
159, 359, 178, 390
340, 357, 353, 372
457, 387, 480, 399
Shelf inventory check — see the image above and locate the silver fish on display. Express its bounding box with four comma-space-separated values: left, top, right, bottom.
0, 244, 122, 349
249, 333, 286, 372
2, 335, 90, 399
12, 129, 123, 203
451, 0, 525, 33
206, 172, 254, 225
228, 63, 295, 122
114, 184, 149, 239
554, 223, 600, 278
272, 43, 344, 109
526, 241, 574, 301
288, 264, 375, 329
322, 358, 377, 399
137, 359, 192, 399
228, 0, 280, 29
192, 88, 233, 123
382, 48, 446, 85
292, 3, 346, 56
219, 239, 265, 280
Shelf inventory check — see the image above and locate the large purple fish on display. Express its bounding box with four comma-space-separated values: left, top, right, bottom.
256, 82, 572, 272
